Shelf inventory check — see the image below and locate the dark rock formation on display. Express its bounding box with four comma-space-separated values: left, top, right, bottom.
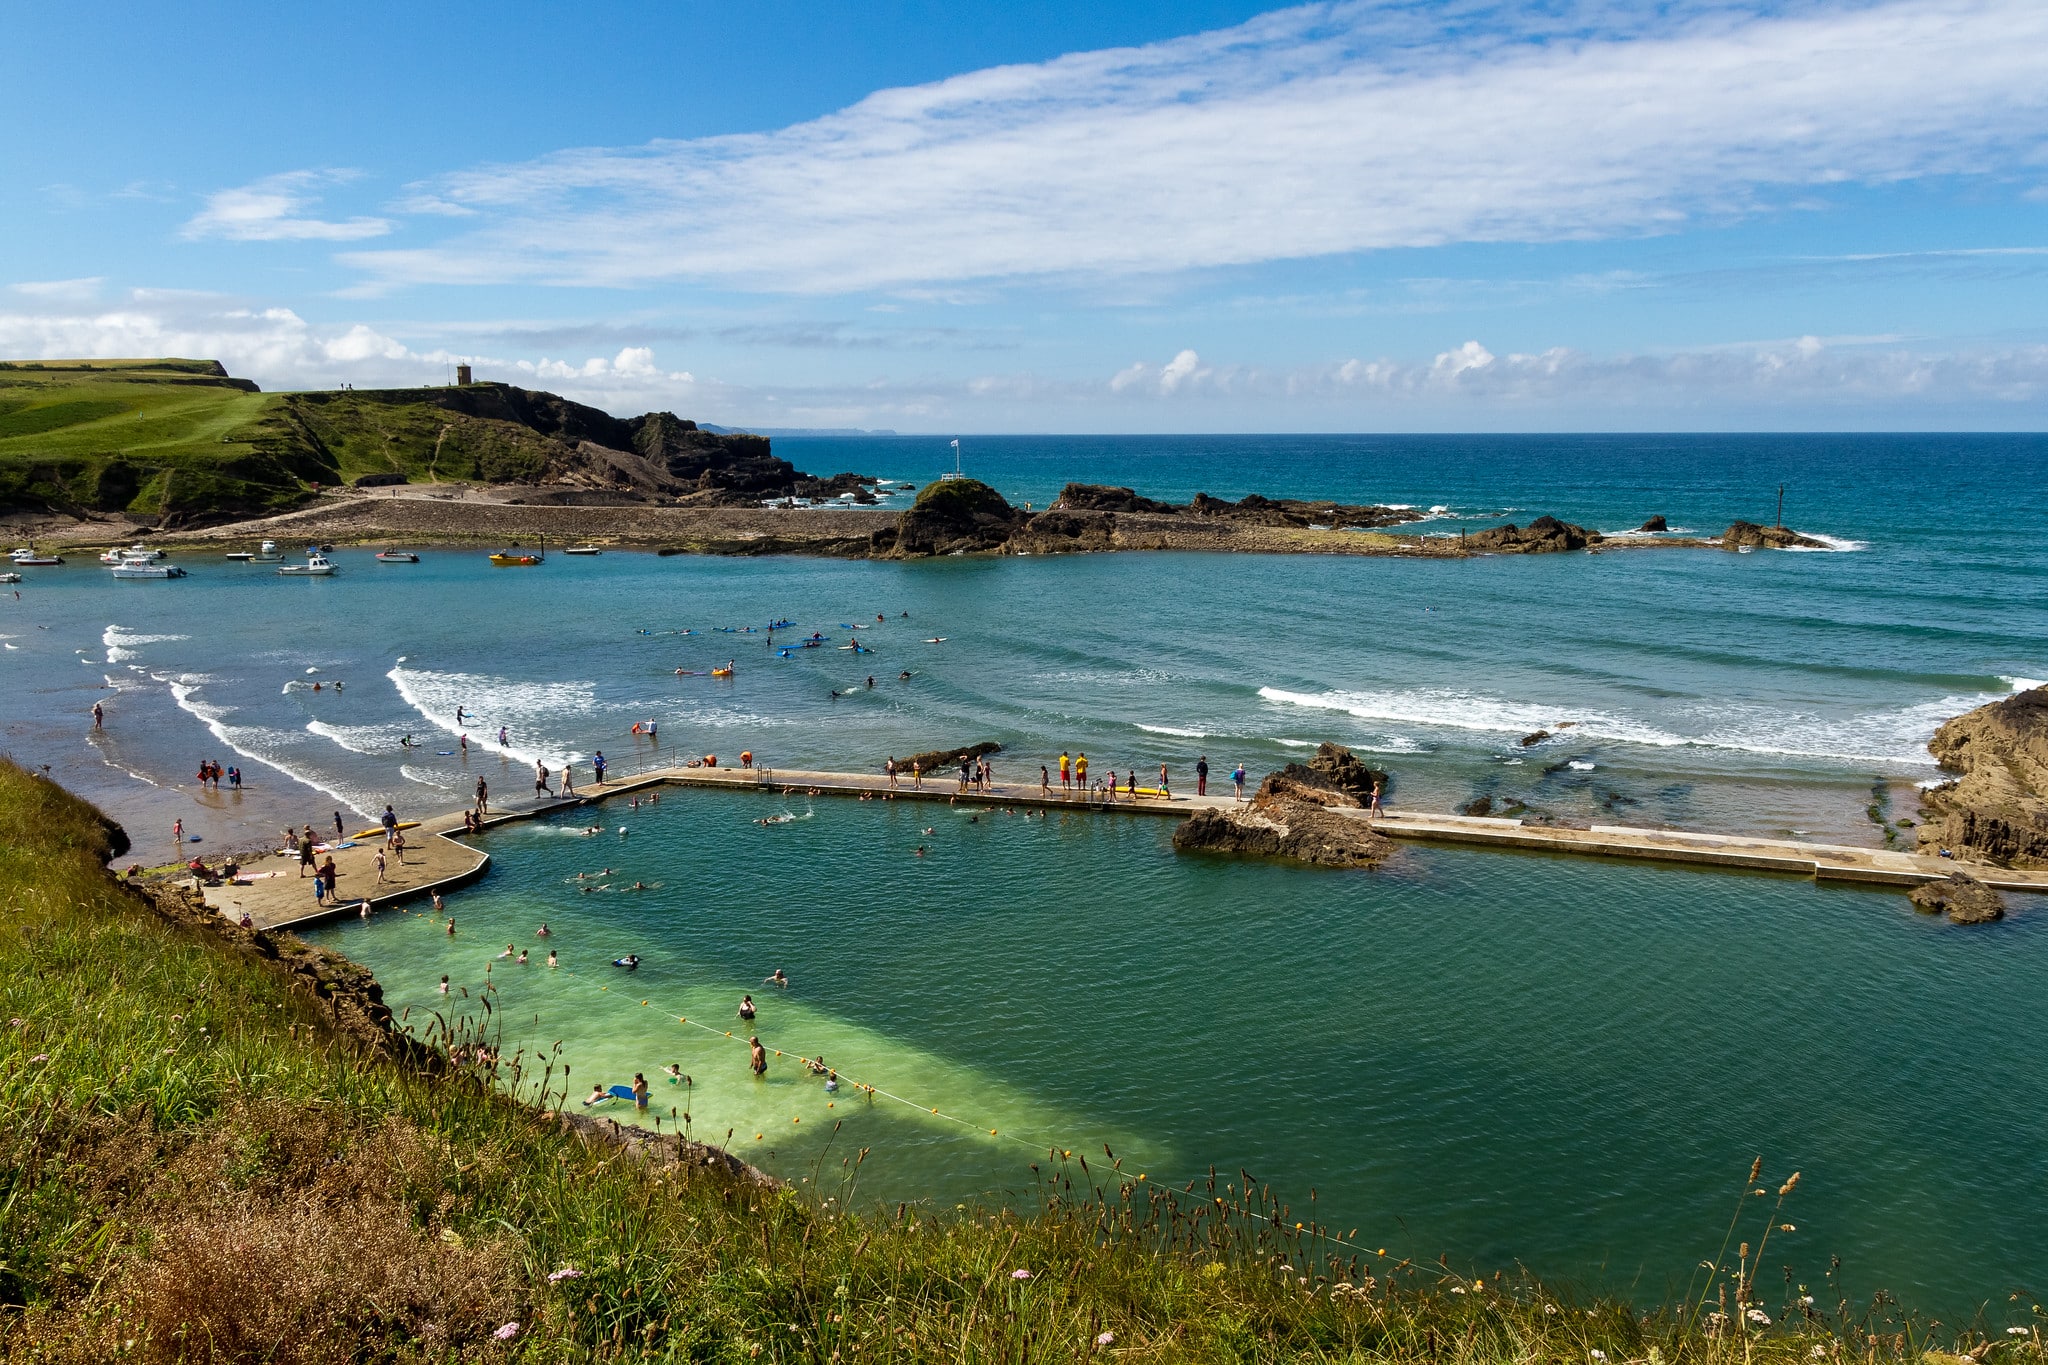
1007, 508, 1118, 553
1186, 492, 1410, 529
1171, 744, 1393, 868
1918, 685, 2048, 868
894, 741, 1003, 775
1722, 521, 1826, 550
1520, 730, 1551, 747
1467, 515, 1600, 553
1907, 871, 2007, 925
1056, 483, 1177, 514
881, 478, 1024, 557
1638, 515, 1668, 532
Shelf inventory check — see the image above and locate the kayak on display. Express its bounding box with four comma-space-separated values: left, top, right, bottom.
351, 820, 421, 840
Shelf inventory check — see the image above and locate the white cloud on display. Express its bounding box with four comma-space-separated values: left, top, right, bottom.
9, 277, 104, 302
343, 0, 2048, 294
184, 171, 393, 243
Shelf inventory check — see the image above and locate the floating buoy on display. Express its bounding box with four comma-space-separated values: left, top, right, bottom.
792, 1117, 799, 1124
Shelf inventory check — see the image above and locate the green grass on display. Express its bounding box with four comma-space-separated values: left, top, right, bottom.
0, 759, 2023, 1363
0, 360, 575, 524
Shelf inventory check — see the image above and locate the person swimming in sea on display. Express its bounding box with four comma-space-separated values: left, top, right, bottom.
739, 994, 756, 1020
582, 1085, 609, 1107
546, 950, 558, 968
765, 968, 789, 989
614, 954, 640, 970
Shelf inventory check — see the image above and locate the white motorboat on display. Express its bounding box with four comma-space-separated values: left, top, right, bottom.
111, 560, 186, 579
374, 550, 420, 563
278, 553, 337, 576
0, 571, 21, 584
10, 547, 62, 566
561, 545, 602, 556
248, 540, 283, 563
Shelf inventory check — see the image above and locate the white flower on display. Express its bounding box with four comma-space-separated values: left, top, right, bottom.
1591, 1350, 1608, 1361
1800, 1296, 1815, 1306
1010, 1268, 1033, 1281
494, 1322, 520, 1341
1095, 1331, 1116, 1348
2009, 1328, 2031, 1337
548, 1266, 583, 1283
1811, 1346, 1828, 1358
1747, 1309, 1772, 1326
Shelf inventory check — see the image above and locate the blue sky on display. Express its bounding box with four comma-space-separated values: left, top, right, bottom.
5, 0, 2047, 431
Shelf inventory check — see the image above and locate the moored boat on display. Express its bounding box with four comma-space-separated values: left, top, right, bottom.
0, 571, 21, 583
375, 550, 420, 563
278, 553, 337, 576
248, 540, 283, 563
490, 535, 546, 566
562, 544, 602, 555
110, 560, 187, 579
9, 547, 62, 566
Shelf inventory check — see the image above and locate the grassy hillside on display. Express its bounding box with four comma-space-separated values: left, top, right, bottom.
0, 761, 1966, 1362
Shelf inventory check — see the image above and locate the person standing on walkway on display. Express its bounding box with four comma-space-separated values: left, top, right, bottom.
1232, 763, 1247, 799
1369, 780, 1383, 820
1059, 751, 1071, 792
1075, 752, 1088, 795
1159, 763, 1170, 799
562, 763, 575, 796
534, 761, 552, 797
1041, 765, 1051, 796
1196, 755, 1208, 797
474, 777, 488, 815
886, 756, 898, 788
593, 750, 607, 785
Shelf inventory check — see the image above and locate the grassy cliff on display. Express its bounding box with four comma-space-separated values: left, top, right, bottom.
0, 360, 785, 527
0, 761, 1962, 1362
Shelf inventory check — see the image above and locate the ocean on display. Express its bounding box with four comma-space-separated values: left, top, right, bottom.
3, 433, 2044, 1312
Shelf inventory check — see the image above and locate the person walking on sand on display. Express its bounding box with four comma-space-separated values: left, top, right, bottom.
374, 846, 387, 883
333, 810, 344, 841
750, 1035, 768, 1077
1196, 755, 1209, 797
381, 805, 398, 846
298, 828, 315, 877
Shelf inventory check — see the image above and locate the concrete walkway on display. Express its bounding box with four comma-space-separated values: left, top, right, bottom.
202, 762, 2048, 932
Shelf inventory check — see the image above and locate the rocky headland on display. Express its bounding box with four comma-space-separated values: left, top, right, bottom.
1918, 684, 2048, 868
1172, 742, 1394, 868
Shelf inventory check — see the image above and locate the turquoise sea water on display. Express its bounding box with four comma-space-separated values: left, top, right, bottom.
4, 434, 2045, 1312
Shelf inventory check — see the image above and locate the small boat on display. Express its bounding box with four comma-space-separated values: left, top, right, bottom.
0, 571, 21, 584
490, 535, 545, 567
10, 547, 63, 566
278, 553, 337, 576
375, 550, 420, 563
562, 544, 602, 556
223, 551, 253, 561
111, 561, 187, 579
249, 540, 284, 562
710, 667, 734, 677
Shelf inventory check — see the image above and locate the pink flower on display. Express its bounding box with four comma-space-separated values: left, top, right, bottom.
28, 1054, 48, 1064
1011, 1269, 1033, 1280
548, 1267, 583, 1283
1095, 1331, 1116, 1348
494, 1322, 520, 1341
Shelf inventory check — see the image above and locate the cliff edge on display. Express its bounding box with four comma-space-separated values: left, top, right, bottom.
1919, 684, 2048, 868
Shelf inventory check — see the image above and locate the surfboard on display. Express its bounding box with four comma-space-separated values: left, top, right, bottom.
351, 820, 421, 840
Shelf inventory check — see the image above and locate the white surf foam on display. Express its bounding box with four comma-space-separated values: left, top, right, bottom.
1259, 684, 2005, 767
387, 665, 593, 768
1778, 532, 1869, 553
103, 624, 189, 664
168, 679, 377, 817
1135, 723, 1210, 738
307, 719, 425, 756
2002, 676, 2046, 693
1567, 760, 1597, 770
399, 763, 461, 790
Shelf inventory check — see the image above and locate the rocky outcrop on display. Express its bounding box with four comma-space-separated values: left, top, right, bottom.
1918, 685, 2048, 868
1638, 515, 1668, 532
894, 741, 1003, 776
1467, 515, 1600, 553
1186, 492, 1411, 529
1907, 871, 2006, 925
1056, 483, 1177, 514
1171, 744, 1393, 868
1722, 521, 1826, 550
1006, 508, 1118, 553
877, 478, 1024, 557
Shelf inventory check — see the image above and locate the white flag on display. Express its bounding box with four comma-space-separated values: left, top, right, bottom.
950, 439, 959, 449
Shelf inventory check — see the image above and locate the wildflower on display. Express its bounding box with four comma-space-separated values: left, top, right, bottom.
6, 1018, 21, 1028
548, 1267, 583, 1283
1011, 1269, 1033, 1281
28, 1054, 47, 1064
1544, 1305, 1559, 1316
1747, 1309, 1772, 1326
2008, 1328, 2030, 1337
494, 1322, 520, 1341
1800, 1295, 1815, 1306
1451, 1286, 1467, 1295
1782, 1224, 1797, 1232
1812, 1347, 1828, 1358
1095, 1331, 1116, 1348
1591, 1350, 1608, 1361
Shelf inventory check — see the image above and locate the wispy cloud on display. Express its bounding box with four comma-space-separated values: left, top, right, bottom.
184, 170, 393, 243
341, 0, 2048, 295
9, 277, 104, 303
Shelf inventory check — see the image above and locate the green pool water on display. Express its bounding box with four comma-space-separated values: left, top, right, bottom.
308, 783, 2048, 1318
